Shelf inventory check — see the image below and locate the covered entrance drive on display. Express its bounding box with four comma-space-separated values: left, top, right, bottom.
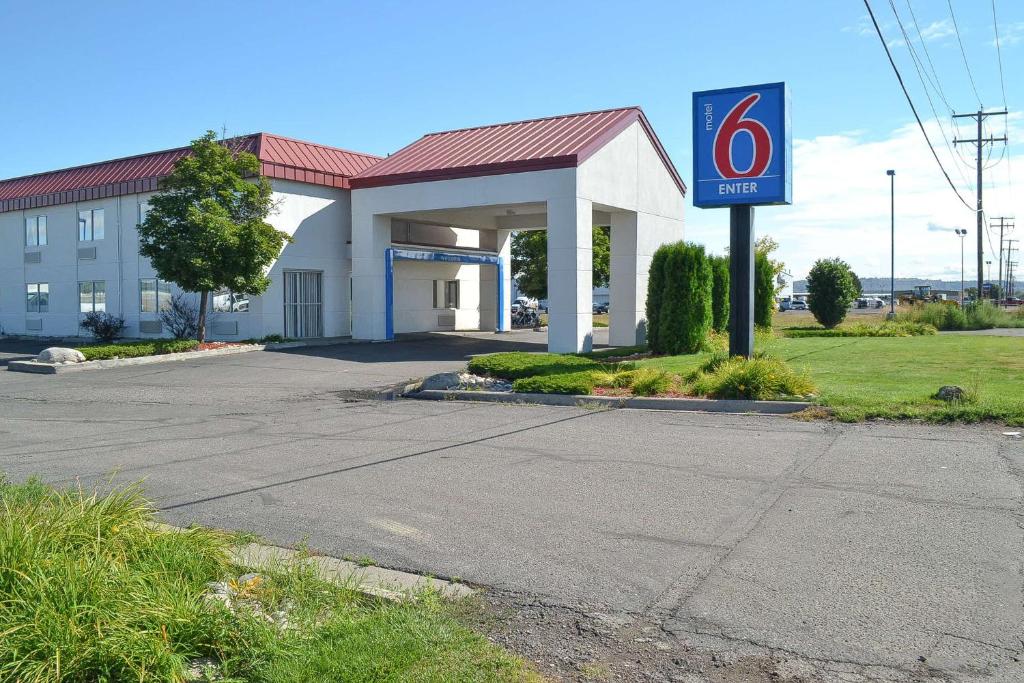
385, 247, 507, 340
348, 107, 687, 353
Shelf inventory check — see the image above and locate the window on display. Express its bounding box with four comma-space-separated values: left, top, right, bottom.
433, 280, 460, 309
79, 281, 106, 313
211, 288, 249, 313
26, 283, 49, 313
140, 278, 172, 313
25, 215, 47, 246
78, 208, 104, 241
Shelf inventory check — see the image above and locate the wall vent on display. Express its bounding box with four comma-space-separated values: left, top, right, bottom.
26, 318, 42, 331
78, 247, 97, 260
211, 320, 238, 336
24, 251, 41, 264
139, 320, 163, 334
437, 313, 456, 329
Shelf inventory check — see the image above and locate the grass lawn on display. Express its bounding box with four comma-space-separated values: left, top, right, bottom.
640, 334, 1024, 424
0, 477, 540, 682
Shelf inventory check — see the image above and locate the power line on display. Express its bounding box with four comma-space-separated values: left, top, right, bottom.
862, 0, 975, 211
991, 0, 1009, 111
905, 0, 954, 112
888, 1, 975, 192
947, 0, 984, 108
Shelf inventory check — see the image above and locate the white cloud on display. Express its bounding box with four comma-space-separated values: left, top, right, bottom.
684, 118, 1022, 282
993, 21, 1024, 47
919, 19, 955, 42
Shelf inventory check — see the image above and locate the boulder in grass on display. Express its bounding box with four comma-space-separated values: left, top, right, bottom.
935, 385, 965, 402
420, 372, 463, 391
37, 347, 85, 364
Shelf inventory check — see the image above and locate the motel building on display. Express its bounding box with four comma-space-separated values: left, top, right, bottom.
0, 107, 685, 353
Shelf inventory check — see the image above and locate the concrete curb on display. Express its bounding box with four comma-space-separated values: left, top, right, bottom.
232, 543, 474, 601
150, 521, 472, 601
7, 341, 307, 375
410, 389, 811, 414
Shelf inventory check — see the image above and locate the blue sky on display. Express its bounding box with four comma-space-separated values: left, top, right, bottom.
3, 0, 1021, 280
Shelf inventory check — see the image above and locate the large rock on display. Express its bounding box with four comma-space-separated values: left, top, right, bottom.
420, 371, 463, 391
935, 385, 965, 402
37, 347, 85, 364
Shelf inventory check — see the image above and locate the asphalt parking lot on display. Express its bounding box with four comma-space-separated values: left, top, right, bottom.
0, 334, 1021, 681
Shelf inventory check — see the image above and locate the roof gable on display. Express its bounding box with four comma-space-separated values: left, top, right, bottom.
350, 106, 685, 195
0, 134, 382, 213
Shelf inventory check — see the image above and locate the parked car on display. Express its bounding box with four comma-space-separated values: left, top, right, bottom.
593, 302, 609, 314
513, 296, 538, 310
790, 299, 807, 310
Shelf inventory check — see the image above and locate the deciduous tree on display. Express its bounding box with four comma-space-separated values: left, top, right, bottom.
138, 132, 289, 342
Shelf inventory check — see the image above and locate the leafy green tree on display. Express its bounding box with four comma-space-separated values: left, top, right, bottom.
657, 242, 712, 354
754, 250, 775, 327
755, 235, 786, 296
710, 255, 730, 333
510, 226, 610, 300
645, 246, 670, 351
850, 271, 864, 296
139, 132, 289, 342
806, 258, 859, 328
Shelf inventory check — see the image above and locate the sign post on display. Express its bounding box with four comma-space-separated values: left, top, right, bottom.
693, 82, 792, 358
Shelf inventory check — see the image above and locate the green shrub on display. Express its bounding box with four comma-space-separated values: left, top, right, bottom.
691, 355, 815, 400
629, 368, 673, 396
893, 301, 1024, 331
0, 478, 230, 682
468, 352, 598, 380
77, 339, 199, 360
806, 258, 859, 328
964, 301, 1024, 329
656, 242, 712, 355
754, 250, 775, 327
512, 371, 598, 395
785, 321, 937, 338
645, 246, 670, 351
710, 255, 730, 333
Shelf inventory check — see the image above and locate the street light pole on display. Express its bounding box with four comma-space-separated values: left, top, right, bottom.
956, 229, 967, 304
887, 170, 895, 318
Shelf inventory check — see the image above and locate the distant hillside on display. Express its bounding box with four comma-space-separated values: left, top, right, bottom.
793, 277, 967, 293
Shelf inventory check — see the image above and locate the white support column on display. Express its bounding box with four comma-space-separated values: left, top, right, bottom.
351, 211, 391, 340
609, 211, 644, 346
497, 228, 512, 332
546, 197, 593, 353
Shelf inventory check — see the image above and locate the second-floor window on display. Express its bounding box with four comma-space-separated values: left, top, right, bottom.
78, 208, 104, 241
79, 281, 106, 313
26, 283, 49, 313
25, 215, 47, 246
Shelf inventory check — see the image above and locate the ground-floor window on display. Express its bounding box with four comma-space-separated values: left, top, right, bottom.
79, 281, 106, 313
26, 283, 49, 313
433, 280, 460, 309
140, 278, 172, 313
211, 288, 249, 313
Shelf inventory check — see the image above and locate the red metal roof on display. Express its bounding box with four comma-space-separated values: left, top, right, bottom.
0, 133, 382, 213
350, 106, 686, 195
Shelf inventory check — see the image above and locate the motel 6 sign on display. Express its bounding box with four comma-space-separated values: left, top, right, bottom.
692, 82, 792, 208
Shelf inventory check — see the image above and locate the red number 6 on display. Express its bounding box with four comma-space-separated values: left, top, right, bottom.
713, 93, 772, 179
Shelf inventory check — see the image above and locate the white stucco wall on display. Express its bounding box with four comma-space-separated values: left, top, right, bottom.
0, 179, 351, 340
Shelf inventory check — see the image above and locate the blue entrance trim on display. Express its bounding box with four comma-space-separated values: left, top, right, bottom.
384, 247, 506, 341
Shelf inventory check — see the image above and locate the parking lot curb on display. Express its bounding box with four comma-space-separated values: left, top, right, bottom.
409, 389, 811, 414
151, 522, 473, 601
7, 341, 308, 375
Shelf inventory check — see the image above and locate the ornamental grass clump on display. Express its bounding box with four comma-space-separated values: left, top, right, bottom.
690, 355, 815, 400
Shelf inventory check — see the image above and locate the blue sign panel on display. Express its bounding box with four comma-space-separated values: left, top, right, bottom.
692, 82, 792, 208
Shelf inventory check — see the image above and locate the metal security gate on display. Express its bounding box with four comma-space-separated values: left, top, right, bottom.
283, 270, 323, 338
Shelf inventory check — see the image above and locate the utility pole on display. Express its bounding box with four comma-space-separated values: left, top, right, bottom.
953, 110, 1008, 298
1007, 239, 1019, 298
993, 217, 1015, 302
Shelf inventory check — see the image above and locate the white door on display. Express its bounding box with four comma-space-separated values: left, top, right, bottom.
283, 270, 324, 338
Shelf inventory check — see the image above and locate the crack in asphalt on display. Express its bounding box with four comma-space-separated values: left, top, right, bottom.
162, 407, 600, 511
